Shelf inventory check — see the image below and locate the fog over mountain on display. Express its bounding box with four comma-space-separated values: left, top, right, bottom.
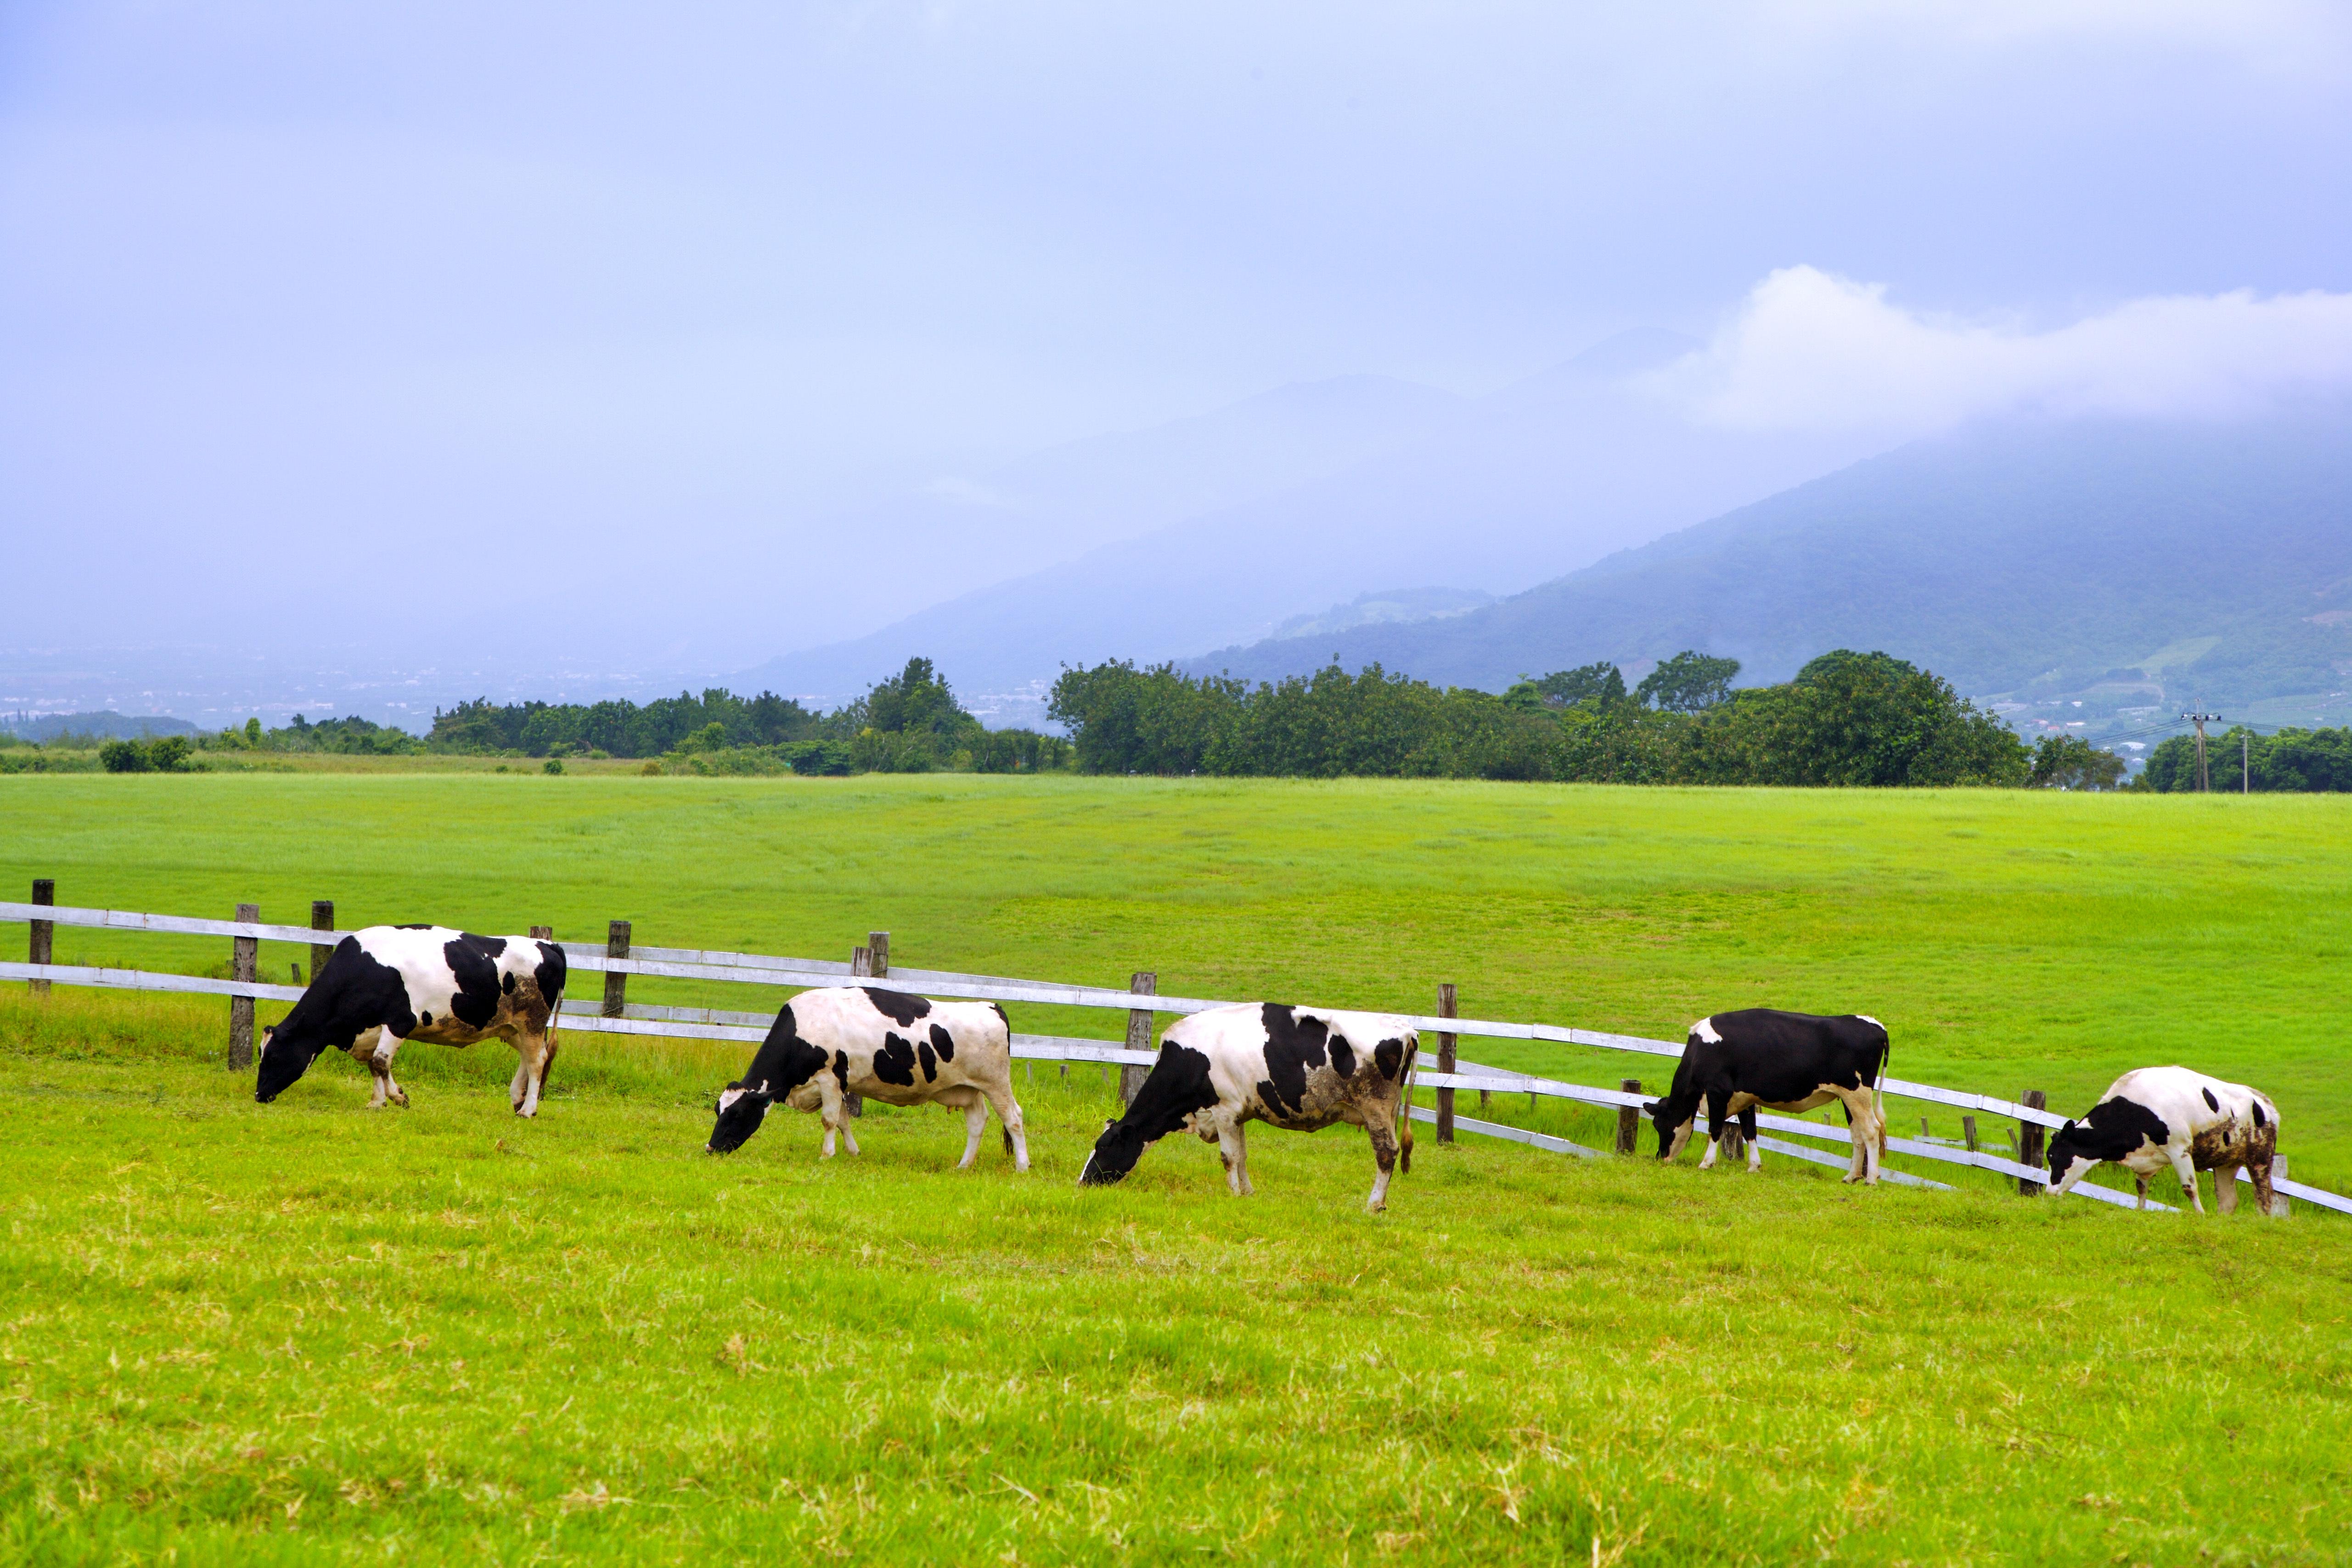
1190, 406, 2352, 716
734, 328, 1890, 711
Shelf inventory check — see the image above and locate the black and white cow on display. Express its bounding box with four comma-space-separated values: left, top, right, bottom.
1079, 1002, 1417, 1212
255, 926, 568, 1115
1644, 1009, 1890, 1183
2048, 1067, 2280, 1214
705, 986, 1029, 1169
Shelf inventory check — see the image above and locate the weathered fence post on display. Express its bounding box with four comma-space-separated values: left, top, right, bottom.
1615, 1079, 1642, 1156
2270, 1155, 2292, 1219
1919, 1117, 1931, 1141
1722, 1120, 1745, 1163
227, 902, 259, 1070
2017, 1090, 2047, 1196
528, 926, 552, 941
28, 878, 53, 996
1118, 972, 1157, 1104
309, 900, 334, 989
867, 931, 890, 980
1962, 1115, 1978, 1154
1435, 983, 1457, 1144
602, 920, 630, 1017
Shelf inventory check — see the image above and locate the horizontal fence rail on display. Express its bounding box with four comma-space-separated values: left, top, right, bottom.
5, 897, 2342, 1219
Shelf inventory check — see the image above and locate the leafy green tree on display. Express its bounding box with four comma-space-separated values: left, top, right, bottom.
1636, 651, 1740, 713
1533, 662, 1627, 708
2028, 734, 2126, 790
99, 739, 150, 773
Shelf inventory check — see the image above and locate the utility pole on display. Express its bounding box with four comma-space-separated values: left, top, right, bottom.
2243, 732, 2250, 795
2181, 711, 2221, 793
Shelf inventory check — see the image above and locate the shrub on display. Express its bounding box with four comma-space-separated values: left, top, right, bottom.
543, 758, 565, 775
99, 740, 150, 773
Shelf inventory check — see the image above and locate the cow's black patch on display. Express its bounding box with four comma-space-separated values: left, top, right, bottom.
874, 1032, 918, 1086
532, 941, 568, 1011
255, 935, 416, 1103
833, 1051, 850, 1093
1255, 1004, 1328, 1117
1373, 1036, 1407, 1082
466, 934, 507, 959
1083, 1042, 1220, 1186
930, 1022, 957, 1062
502, 971, 517, 994
2047, 1095, 2173, 1182
420, 1010, 433, 1025
707, 1001, 831, 1153
865, 989, 932, 1027
2202, 1086, 2221, 1113
916, 1036, 938, 1082
2252, 1099, 2267, 1128
1328, 1038, 1356, 1079
443, 937, 504, 1028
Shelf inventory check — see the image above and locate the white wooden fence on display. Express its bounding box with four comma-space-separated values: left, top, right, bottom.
3, 894, 2340, 1219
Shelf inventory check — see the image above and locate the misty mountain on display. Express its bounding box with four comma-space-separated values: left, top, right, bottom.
736, 328, 1893, 708
1187, 409, 2352, 709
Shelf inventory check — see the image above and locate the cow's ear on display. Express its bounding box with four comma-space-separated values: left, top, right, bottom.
262, 1025, 275, 1040
2059, 1119, 2076, 1135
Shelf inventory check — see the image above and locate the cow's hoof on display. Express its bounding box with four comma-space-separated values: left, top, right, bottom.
389, 1091, 409, 1109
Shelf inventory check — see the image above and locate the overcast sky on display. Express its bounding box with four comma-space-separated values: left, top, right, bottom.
6, 0, 2351, 679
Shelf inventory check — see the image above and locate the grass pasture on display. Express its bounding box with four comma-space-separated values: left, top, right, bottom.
4, 773, 2351, 1562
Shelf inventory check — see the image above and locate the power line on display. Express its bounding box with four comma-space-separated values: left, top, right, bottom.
2181, 711, 2223, 792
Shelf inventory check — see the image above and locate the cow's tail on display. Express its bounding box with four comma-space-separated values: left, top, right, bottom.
1396, 1051, 1417, 1175
1874, 1031, 1891, 1156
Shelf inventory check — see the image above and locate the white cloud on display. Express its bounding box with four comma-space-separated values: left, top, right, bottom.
1656, 266, 2352, 436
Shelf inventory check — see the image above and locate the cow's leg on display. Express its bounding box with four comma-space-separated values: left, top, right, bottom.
1365, 1119, 1400, 1213
980, 1081, 1030, 1172
2213, 1163, 2241, 1215
1740, 1104, 1762, 1173
508, 1052, 532, 1113
1839, 1086, 1883, 1186
2169, 1150, 2205, 1214
514, 1032, 554, 1118
1697, 1090, 1730, 1170
1216, 1123, 1254, 1197
375, 1037, 409, 1108
2250, 1153, 2279, 1217
2134, 1174, 2148, 1210
955, 1093, 988, 1171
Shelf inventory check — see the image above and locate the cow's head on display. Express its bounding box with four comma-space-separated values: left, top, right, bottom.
1643, 1096, 1695, 1161
254, 1023, 328, 1103
1079, 1115, 1142, 1187
706, 1081, 773, 1154
2045, 1118, 2097, 1194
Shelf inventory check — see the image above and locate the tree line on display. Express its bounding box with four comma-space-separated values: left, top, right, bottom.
2140, 724, 2352, 792
1047, 649, 2037, 787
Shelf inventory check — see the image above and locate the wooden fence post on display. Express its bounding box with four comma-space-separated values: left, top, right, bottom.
28, 878, 53, 997
868, 931, 890, 981
1615, 1079, 1642, 1156
2270, 1155, 2292, 1219
309, 900, 334, 989
1435, 983, 1457, 1144
1118, 972, 1157, 1104
2017, 1090, 2047, 1196
602, 920, 630, 1017
1722, 1119, 1745, 1164
1962, 1115, 1978, 1154
227, 902, 259, 1069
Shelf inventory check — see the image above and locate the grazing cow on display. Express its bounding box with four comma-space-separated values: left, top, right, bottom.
1644, 1009, 1890, 1183
255, 926, 568, 1115
1078, 1002, 1417, 1212
706, 986, 1029, 1170
2047, 1067, 2280, 1214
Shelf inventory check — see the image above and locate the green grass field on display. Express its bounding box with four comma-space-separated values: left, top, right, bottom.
4, 774, 2350, 1562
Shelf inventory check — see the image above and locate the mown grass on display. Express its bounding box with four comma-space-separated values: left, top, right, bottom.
3, 772, 2349, 1179
4, 991, 2349, 1566
3, 775, 2351, 1562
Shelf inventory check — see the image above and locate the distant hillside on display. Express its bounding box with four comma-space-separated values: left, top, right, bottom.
1188, 409, 2352, 709
4, 711, 197, 742
734, 327, 1887, 708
